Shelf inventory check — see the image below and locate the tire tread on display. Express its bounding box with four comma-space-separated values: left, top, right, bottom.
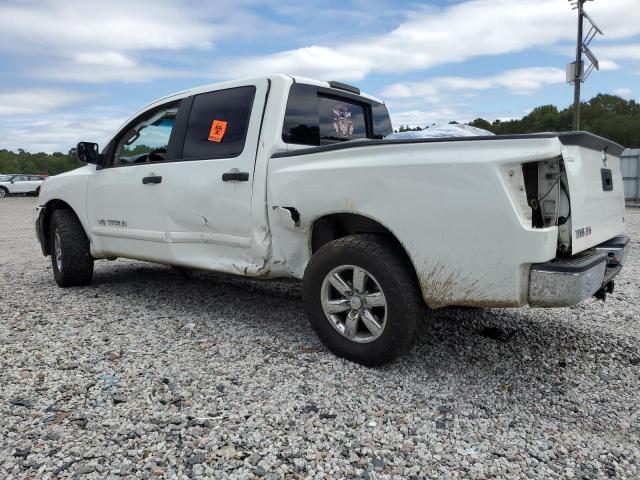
51, 209, 93, 287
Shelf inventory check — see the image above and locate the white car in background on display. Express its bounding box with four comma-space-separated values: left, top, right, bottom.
0, 174, 46, 198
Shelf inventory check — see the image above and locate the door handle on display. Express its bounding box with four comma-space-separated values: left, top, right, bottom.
142, 175, 162, 184
222, 170, 249, 182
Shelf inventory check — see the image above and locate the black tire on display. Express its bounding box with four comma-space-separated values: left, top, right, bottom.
0, 187, 7, 198
50, 209, 94, 287
34, 187, 40, 196
303, 234, 421, 366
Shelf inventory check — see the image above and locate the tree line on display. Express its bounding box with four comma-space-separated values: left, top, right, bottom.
2, 93, 638, 177
398, 93, 640, 149
0, 148, 81, 176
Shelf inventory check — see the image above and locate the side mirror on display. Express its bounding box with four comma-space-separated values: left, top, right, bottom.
77, 142, 100, 165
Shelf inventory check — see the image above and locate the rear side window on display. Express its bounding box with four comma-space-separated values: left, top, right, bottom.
182, 86, 256, 159
282, 83, 392, 146
372, 103, 393, 138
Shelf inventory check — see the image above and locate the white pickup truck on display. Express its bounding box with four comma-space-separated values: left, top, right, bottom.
35, 74, 629, 365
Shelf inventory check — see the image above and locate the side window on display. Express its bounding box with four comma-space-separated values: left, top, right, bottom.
29, 176, 42, 181
181, 86, 256, 160
14, 176, 27, 182
282, 83, 320, 146
113, 103, 179, 166
372, 103, 393, 138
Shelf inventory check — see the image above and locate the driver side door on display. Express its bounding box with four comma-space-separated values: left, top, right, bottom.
87, 100, 184, 262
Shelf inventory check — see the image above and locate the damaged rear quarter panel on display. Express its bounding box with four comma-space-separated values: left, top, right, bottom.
267, 137, 561, 307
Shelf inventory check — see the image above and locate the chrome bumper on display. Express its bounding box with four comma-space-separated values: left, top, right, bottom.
529, 235, 630, 308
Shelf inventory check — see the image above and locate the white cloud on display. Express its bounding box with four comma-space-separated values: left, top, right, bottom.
598, 59, 620, 71
0, 89, 90, 115
613, 87, 633, 97
45, 51, 184, 83
215, 0, 640, 81
73, 52, 138, 69
0, 0, 283, 83
390, 108, 469, 128
36, 62, 187, 84
596, 44, 640, 62
0, 1, 215, 53
381, 67, 566, 101
0, 113, 125, 153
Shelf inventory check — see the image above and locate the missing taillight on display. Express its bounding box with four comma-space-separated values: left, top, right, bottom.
522, 162, 543, 228
522, 157, 572, 254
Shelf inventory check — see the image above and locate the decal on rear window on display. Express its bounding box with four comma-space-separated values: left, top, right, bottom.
332, 104, 354, 139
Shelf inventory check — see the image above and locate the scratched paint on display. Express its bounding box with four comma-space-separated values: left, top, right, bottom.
420, 261, 521, 309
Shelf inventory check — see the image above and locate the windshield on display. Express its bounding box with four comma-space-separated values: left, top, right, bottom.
0, 175, 11, 181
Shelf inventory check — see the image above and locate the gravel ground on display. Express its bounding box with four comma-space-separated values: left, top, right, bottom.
1, 196, 639, 479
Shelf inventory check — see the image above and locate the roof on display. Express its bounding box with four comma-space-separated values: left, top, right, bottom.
106, 74, 381, 146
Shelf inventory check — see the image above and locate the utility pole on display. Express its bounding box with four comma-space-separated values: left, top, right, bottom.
568, 0, 603, 131
572, 0, 585, 130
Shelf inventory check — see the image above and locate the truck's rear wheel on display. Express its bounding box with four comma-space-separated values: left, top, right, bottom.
303, 234, 421, 366
50, 209, 94, 287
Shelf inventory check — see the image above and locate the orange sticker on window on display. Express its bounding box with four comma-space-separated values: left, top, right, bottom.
208, 120, 227, 142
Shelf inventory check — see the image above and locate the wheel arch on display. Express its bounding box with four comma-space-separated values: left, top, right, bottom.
308, 212, 421, 292
41, 199, 83, 256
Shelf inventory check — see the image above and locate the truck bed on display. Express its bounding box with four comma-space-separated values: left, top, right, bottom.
272, 131, 625, 159
269, 131, 626, 308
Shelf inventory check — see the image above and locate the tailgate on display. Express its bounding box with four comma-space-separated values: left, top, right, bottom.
560, 133, 626, 254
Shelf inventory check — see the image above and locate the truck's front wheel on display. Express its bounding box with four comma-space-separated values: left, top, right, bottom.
303, 235, 421, 366
50, 209, 94, 287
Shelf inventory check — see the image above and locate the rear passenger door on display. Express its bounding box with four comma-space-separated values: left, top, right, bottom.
161, 80, 268, 271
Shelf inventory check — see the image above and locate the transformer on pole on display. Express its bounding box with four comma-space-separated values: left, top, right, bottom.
567, 0, 603, 130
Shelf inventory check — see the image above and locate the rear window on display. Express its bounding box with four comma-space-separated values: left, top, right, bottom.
282, 83, 392, 146
182, 86, 256, 160
318, 96, 367, 143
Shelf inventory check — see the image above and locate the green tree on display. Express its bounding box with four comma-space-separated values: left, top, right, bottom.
0, 148, 82, 176
468, 94, 639, 147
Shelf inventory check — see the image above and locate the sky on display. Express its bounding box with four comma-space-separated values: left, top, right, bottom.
0, 0, 639, 153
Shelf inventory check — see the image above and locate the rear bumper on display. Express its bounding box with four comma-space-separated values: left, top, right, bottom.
528, 235, 629, 307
